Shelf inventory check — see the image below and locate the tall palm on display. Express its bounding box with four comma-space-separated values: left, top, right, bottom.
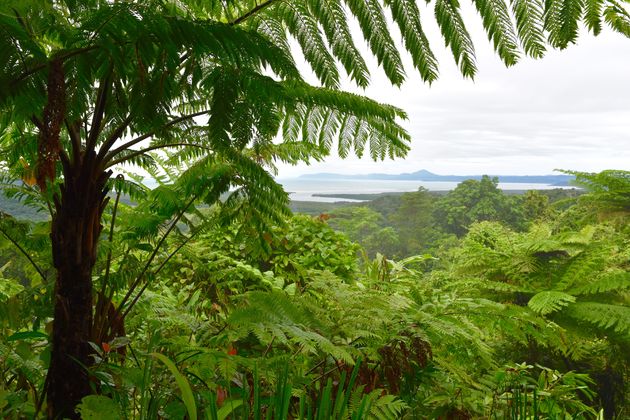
1, 0, 628, 417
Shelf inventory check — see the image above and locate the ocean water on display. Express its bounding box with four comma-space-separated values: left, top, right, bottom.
277, 178, 570, 203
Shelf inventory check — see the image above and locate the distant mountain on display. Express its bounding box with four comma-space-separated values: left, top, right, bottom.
298, 170, 574, 186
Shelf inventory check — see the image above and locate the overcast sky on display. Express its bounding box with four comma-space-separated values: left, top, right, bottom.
276, 3, 630, 178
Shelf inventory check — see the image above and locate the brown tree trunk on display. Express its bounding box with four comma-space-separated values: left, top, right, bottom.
46, 152, 110, 419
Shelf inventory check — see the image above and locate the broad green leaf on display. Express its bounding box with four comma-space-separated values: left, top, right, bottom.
217, 399, 244, 420
7, 331, 48, 341
151, 352, 197, 420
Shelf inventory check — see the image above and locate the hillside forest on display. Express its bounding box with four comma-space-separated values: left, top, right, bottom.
2, 0, 630, 418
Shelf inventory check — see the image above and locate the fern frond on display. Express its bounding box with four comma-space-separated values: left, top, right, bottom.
555, 246, 607, 291
435, 0, 477, 78
511, 0, 547, 58
345, 0, 406, 85
564, 302, 630, 335
227, 290, 355, 361
528, 290, 576, 315
251, 14, 296, 72
279, 81, 410, 159
307, 0, 371, 87
571, 270, 630, 295
603, 0, 630, 37
562, 170, 630, 212
584, 0, 605, 34
472, 0, 521, 65
384, 0, 440, 82
477, 278, 535, 293
278, 2, 339, 88
367, 392, 408, 419
545, 0, 584, 49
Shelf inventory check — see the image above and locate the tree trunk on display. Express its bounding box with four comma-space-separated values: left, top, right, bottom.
46, 152, 110, 419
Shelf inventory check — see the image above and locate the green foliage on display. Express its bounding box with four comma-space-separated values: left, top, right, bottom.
490, 363, 597, 418
151, 353, 197, 420
75, 396, 121, 420
528, 290, 576, 315
564, 169, 630, 213
565, 302, 630, 335
3, 175, 627, 418
324, 184, 583, 260
328, 206, 401, 258
473, 0, 521, 66
435, 176, 525, 236
454, 220, 630, 338
521, 189, 555, 222
179, 214, 360, 292
442, 218, 630, 415
384, 0, 439, 83
388, 187, 439, 256
512, 0, 548, 58
1, 0, 629, 414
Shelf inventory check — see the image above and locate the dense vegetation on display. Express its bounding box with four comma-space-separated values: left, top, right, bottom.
1, 0, 629, 418
325, 177, 583, 258
1, 171, 629, 419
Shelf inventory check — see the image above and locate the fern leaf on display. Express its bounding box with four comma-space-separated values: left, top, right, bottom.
555, 247, 606, 291
571, 270, 630, 295
384, 0, 440, 82
368, 393, 408, 419
252, 15, 296, 71
545, 0, 584, 49
435, 0, 477, 78
564, 302, 630, 335
478, 279, 535, 293
472, 0, 521, 65
584, 0, 605, 34
278, 2, 340, 88
604, 0, 630, 37
511, 0, 547, 58
345, 0, 406, 85
528, 291, 576, 315
307, 0, 371, 87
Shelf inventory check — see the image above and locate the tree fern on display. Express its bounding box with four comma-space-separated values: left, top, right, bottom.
226, 290, 354, 363
554, 243, 608, 291
2, 0, 629, 414
450, 220, 630, 355
563, 170, 630, 213
278, 2, 340, 88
